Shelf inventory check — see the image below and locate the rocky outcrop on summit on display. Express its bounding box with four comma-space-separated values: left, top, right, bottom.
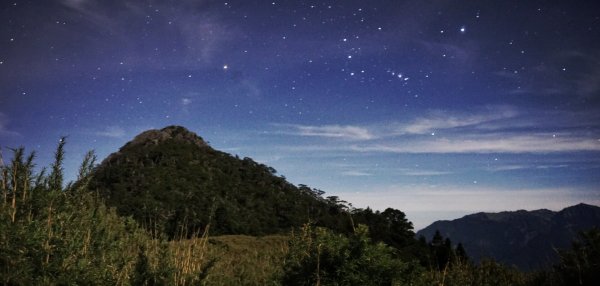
102, 126, 208, 165
126, 126, 208, 149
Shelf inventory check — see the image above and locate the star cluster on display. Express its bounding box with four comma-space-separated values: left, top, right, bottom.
1, 0, 600, 229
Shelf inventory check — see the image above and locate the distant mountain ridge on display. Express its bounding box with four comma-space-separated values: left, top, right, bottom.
417, 203, 600, 270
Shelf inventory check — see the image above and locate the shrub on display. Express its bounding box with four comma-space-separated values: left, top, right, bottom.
282, 224, 418, 285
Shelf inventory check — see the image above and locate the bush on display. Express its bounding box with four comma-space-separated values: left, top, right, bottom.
282, 224, 418, 285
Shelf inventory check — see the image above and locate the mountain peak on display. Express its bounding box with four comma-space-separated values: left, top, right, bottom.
125, 125, 208, 149
564, 202, 594, 209
89, 125, 359, 238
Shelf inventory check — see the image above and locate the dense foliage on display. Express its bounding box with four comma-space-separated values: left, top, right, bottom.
1, 131, 598, 285
88, 126, 422, 249
280, 225, 600, 286
282, 224, 413, 285
88, 126, 358, 238
0, 141, 214, 285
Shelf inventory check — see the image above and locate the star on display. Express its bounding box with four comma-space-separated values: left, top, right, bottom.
1, 0, 597, 234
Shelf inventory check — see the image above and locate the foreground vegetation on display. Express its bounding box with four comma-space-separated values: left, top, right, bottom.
1, 140, 598, 285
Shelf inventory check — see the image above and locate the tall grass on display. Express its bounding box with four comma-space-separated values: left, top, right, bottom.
0, 143, 289, 285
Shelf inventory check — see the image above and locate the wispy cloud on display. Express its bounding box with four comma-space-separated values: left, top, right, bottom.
500, 51, 600, 101
418, 40, 476, 66
181, 98, 192, 106
272, 106, 600, 154
351, 134, 600, 154
488, 164, 570, 172
0, 113, 20, 138
275, 124, 375, 141
274, 105, 519, 141
396, 106, 518, 135
341, 170, 372, 177
337, 184, 600, 230
488, 165, 528, 172
58, 0, 234, 68
94, 126, 126, 138
401, 170, 453, 176
573, 53, 600, 99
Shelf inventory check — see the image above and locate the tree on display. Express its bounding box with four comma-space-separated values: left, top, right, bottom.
282, 224, 413, 285
48, 137, 66, 191
455, 243, 468, 263
428, 230, 453, 270
380, 208, 415, 248
554, 228, 600, 285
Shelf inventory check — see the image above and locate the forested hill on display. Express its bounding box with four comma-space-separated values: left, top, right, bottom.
3, 130, 598, 285
88, 126, 343, 237
417, 203, 600, 270
88, 126, 415, 245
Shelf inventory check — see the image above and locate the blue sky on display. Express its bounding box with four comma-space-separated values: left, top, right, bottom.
1, 0, 599, 229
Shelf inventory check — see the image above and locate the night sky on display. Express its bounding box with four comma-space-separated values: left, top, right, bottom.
2, 0, 600, 229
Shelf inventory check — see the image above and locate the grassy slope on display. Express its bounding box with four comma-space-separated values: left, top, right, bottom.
171, 235, 289, 285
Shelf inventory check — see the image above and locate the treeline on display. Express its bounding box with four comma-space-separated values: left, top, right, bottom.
85, 128, 419, 244
1, 139, 598, 285
283, 224, 600, 285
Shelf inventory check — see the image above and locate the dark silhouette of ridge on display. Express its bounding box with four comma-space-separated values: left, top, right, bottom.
417, 203, 600, 270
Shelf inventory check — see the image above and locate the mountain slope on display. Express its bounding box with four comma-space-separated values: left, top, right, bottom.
416, 203, 600, 270
88, 126, 353, 237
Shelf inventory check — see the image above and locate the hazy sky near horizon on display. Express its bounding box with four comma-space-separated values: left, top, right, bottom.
1, 0, 600, 229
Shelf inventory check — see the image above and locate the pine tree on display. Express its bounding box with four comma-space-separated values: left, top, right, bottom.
48, 137, 66, 191
455, 243, 468, 263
